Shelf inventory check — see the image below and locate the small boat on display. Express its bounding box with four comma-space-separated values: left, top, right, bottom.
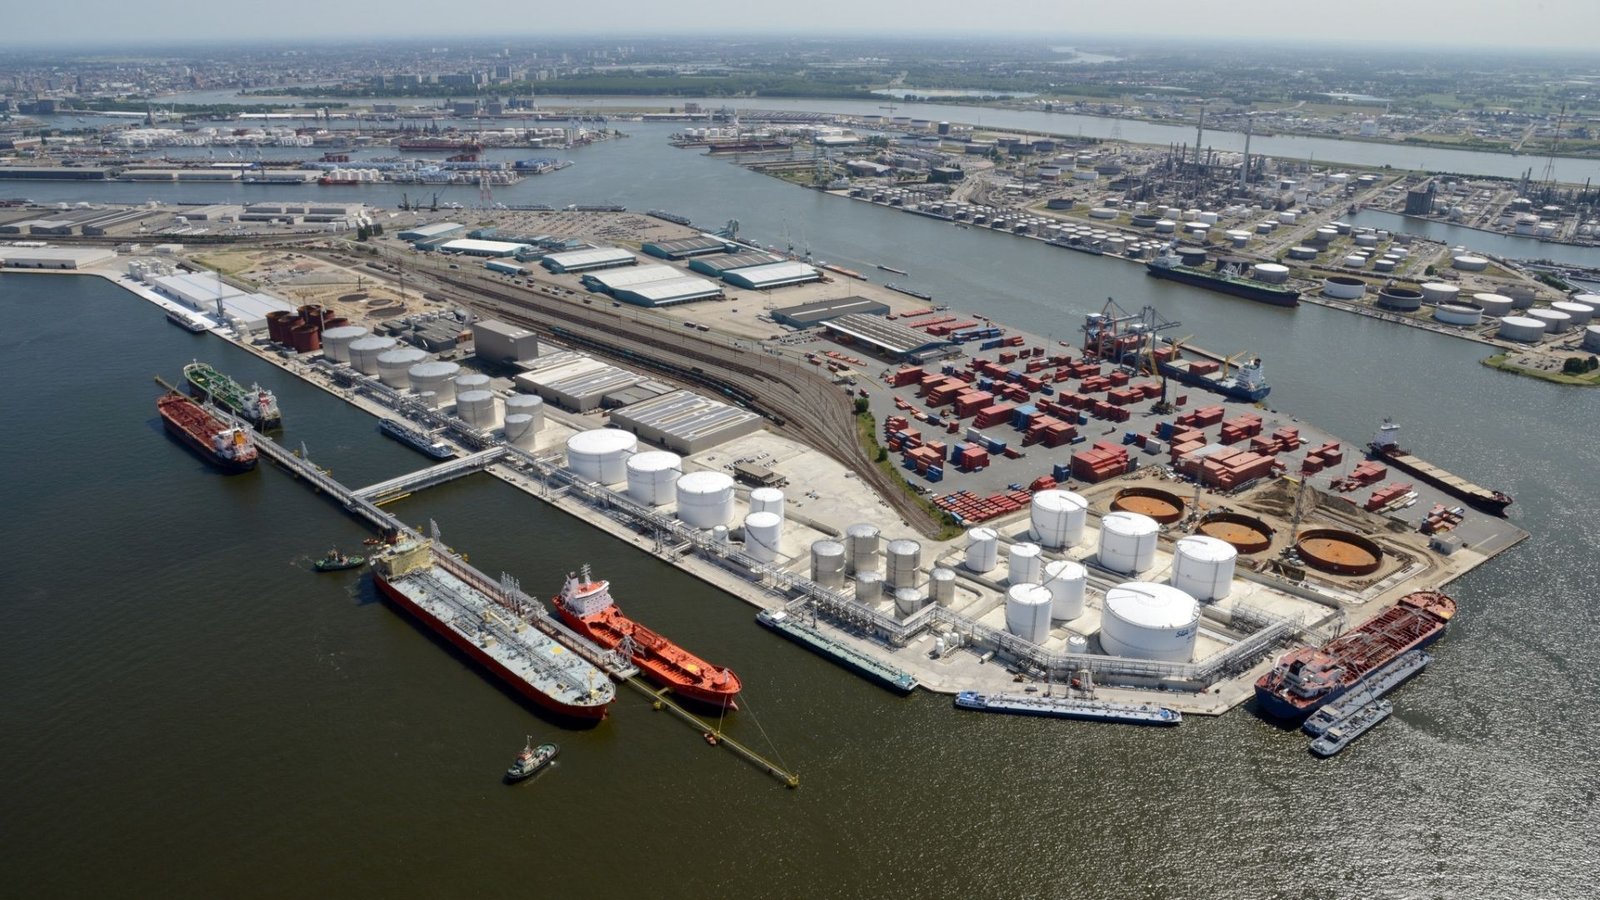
877, 264, 909, 276
314, 548, 365, 572
505, 736, 559, 782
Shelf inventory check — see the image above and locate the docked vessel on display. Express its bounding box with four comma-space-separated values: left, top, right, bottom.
1255, 591, 1456, 722
1146, 247, 1301, 307
314, 548, 364, 572
1157, 351, 1272, 403
817, 262, 867, 281
165, 309, 208, 333
504, 736, 559, 782
1303, 649, 1430, 737
757, 608, 917, 694
370, 542, 616, 722
1369, 420, 1513, 516
554, 568, 742, 709
183, 361, 281, 430
1310, 698, 1392, 757
396, 138, 483, 153
157, 392, 258, 473
378, 418, 455, 460
885, 283, 934, 301
954, 691, 1182, 726
877, 264, 909, 276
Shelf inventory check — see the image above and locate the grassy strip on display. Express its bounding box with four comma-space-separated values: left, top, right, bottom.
855, 410, 965, 541
1481, 353, 1600, 387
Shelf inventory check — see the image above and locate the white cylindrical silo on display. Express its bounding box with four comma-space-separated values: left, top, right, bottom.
348, 335, 397, 375
1171, 535, 1237, 601
376, 347, 428, 388
744, 511, 783, 563
845, 523, 881, 575
320, 324, 368, 363
1042, 559, 1087, 621
1252, 263, 1290, 284
1004, 583, 1053, 644
1030, 490, 1088, 549
965, 527, 1000, 573
676, 471, 736, 528
502, 413, 538, 450
565, 428, 637, 485
930, 567, 957, 607
1585, 325, 1600, 353
1452, 254, 1489, 272
1099, 582, 1199, 662
1473, 293, 1514, 317
885, 540, 921, 590
454, 372, 491, 394
1421, 282, 1461, 305
1528, 308, 1572, 333
855, 571, 884, 602
749, 487, 784, 522
894, 587, 924, 616
625, 451, 682, 506
1067, 633, 1090, 655
455, 389, 498, 430
1551, 301, 1593, 328
1008, 542, 1043, 586
810, 540, 846, 588
409, 361, 461, 404
503, 393, 544, 433
1498, 315, 1547, 342
1098, 511, 1159, 575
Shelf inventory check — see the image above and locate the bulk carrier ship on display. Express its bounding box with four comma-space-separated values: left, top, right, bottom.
1255, 591, 1456, 722
157, 392, 259, 473
1369, 420, 1513, 516
183, 361, 281, 430
554, 568, 742, 709
370, 542, 616, 722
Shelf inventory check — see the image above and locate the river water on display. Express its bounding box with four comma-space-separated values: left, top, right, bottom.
3, 127, 1599, 899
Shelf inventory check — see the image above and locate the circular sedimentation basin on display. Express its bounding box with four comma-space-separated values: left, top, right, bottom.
1197, 512, 1274, 554
1111, 487, 1185, 524
1296, 528, 1384, 575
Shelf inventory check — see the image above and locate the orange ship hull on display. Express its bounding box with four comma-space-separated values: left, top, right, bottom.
554, 599, 741, 709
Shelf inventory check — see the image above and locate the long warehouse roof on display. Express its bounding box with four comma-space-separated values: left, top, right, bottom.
823, 313, 956, 357
585, 263, 684, 289
541, 247, 636, 272
611, 389, 762, 442
721, 260, 821, 289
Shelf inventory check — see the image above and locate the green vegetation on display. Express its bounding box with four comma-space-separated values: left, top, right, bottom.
1482, 353, 1600, 387
855, 409, 964, 540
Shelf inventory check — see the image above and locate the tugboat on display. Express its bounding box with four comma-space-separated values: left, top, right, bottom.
505, 736, 559, 783
313, 548, 365, 572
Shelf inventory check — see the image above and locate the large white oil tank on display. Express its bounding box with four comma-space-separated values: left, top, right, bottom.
885, 540, 921, 590
965, 527, 1000, 573
1253, 263, 1290, 284
1421, 282, 1461, 305
1098, 511, 1159, 575
409, 361, 461, 404
503, 393, 544, 433
1042, 559, 1087, 621
1497, 315, 1547, 342
1551, 301, 1594, 327
454, 372, 492, 394
1004, 583, 1054, 644
845, 523, 881, 575
1584, 325, 1600, 353
810, 540, 846, 588
1528, 307, 1572, 333
744, 511, 783, 563
625, 451, 682, 506
894, 587, 924, 616
749, 487, 785, 522
930, 567, 957, 607
347, 335, 398, 375
502, 413, 538, 450
320, 324, 368, 363
376, 347, 429, 388
1171, 535, 1237, 601
1030, 490, 1088, 549
855, 571, 884, 602
1008, 542, 1043, 586
1100, 582, 1200, 662
455, 389, 498, 430
1452, 254, 1489, 272
1434, 303, 1484, 326
1473, 293, 1514, 317
676, 471, 736, 528
565, 428, 637, 485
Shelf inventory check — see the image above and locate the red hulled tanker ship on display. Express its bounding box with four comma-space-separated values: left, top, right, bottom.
157, 392, 258, 473
553, 568, 742, 709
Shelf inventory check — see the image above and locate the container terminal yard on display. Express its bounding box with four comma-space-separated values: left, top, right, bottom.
17, 204, 1530, 730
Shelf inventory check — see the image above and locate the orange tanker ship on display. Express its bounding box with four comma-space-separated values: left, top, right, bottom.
553, 568, 742, 709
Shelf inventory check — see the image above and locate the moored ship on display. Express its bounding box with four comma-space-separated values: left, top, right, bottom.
378, 418, 455, 460
1146, 247, 1300, 307
954, 690, 1182, 726
757, 608, 917, 694
157, 392, 259, 473
370, 542, 615, 722
1369, 420, 1513, 516
1157, 352, 1272, 403
183, 361, 281, 430
1255, 591, 1456, 722
554, 568, 742, 709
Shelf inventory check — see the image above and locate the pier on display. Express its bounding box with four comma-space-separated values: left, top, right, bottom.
353, 446, 510, 501
621, 677, 800, 789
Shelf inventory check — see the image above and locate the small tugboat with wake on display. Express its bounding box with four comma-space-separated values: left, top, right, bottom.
314, 547, 365, 572
505, 736, 559, 783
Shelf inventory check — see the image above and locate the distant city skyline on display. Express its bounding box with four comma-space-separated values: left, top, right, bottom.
3, 1, 1598, 50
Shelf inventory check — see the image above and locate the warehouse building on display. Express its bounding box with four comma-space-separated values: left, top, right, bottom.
772, 296, 890, 327
473, 319, 540, 365
541, 246, 637, 274
437, 238, 532, 257
0, 246, 118, 269
641, 234, 733, 260
151, 271, 246, 308
687, 251, 779, 276
609, 389, 764, 454
512, 351, 646, 411
214, 292, 296, 332
821, 313, 958, 362
721, 261, 822, 290
583, 264, 723, 307
397, 222, 465, 242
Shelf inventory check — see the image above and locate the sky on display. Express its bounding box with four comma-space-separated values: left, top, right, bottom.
1, 0, 1597, 50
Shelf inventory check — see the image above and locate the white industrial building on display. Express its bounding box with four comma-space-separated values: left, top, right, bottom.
512, 351, 646, 411
473, 319, 540, 364
720, 261, 822, 290
608, 389, 765, 454
0, 246, 118, 269
151, 271, 246, 309
397, 222, 465, 242
541, 247, 637, 274
437, 238, 531, 257
583, 264, 722, 307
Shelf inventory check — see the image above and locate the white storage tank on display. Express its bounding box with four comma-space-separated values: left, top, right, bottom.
1098, 511, 1159, 575
320, 324, 368, 363
455, 389, 498, 430
454, 372, 491, 394
1042, 559, 1087, 621
676, 471, 736, 528
1008, 542, 1043, 586
409, 361, 461, 404
1322, 276, 1367, 300
565, 428, 637, 485
894, 587, 924, 616
1452, 254, 1489, 272
1100, 582, 1200, 662
1286, 246, 1318, 261
348, 335, 398, 375
749, 487, 785, 522
503, 393, 544, 433
376, 347, 429, 388
1421, 282, 1461, 305
1004, 584, 1054, 644
855, 571, 884, 602
744, 511, 783, 563
1528, 307, 1572, 333
1497, 315, 1547, 342
1171, 535, 1237, 601
625, 451, 682, 506
1030, 490, 1088, 549
1341, 255, 1368, 268
810, 540, 846, 588
1067, 633, 1090, 655
1551, 300, 1594, 327
502, 413, 538, 450
1154, 219, 1176, 234
1473, 293, 1514, 317
1583, 325, 1600, 353
930, 567, 957, 607
845, 523, 881, 575
885, 540, 921, 590
965, 526, 1000, 573
1253, 263, 1291, 284
1434, 303, 1484, 326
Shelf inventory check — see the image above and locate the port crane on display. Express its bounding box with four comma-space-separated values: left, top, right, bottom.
1082, 297, 1182, 411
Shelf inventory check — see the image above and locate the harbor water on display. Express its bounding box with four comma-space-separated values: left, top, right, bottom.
3, 129, 1600, 898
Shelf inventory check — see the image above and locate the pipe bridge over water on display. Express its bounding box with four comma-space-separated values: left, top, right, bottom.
353, 447, 510, 501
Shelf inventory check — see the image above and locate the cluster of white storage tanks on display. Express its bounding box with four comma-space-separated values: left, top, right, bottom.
347, 335, 398, 375
501, 393, 544, 450
377, 347, 428, 388
319, 325, 369, 363
409, 361, 460, 407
